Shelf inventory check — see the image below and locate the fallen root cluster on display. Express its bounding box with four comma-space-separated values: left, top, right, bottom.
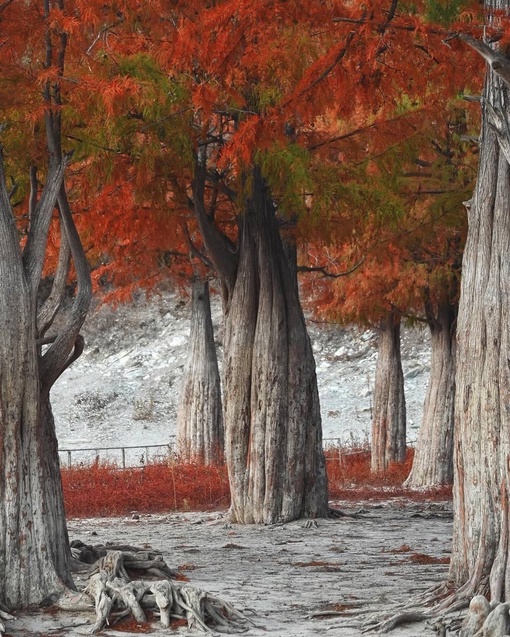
77, 545, 251, 634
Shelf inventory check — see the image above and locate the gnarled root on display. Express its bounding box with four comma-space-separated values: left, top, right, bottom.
81, 548, 252, 634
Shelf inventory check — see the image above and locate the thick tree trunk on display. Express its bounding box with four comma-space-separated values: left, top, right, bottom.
370, 313, 406, 474
221, 169, 329, 524
177, 280, 224, 464
0, 235, 72, 609
449, 22, 510, 601
405, 304, 456, 488
0, 155, 90, 613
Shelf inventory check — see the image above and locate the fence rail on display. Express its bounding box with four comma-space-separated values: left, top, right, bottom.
59, 437, 348, 468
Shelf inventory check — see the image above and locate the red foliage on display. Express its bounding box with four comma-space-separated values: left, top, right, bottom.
61, 447, 451, 519
61, 460, 230, 518
326, 446, 452, 502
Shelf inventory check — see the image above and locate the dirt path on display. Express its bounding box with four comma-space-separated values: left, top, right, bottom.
8, 499, 453, 636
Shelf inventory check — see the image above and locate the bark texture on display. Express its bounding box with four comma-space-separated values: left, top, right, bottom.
449, 11, 510, 601
405, 304, 456, 488
0, 161, 90, 612
0, 163, 78, 610
177, 280, 224, 464
370, 313, 406, 474
196, 166, 329, 524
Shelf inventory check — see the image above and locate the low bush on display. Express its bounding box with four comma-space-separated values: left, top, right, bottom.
61, 446, 451, 518
61, 460, 230, 517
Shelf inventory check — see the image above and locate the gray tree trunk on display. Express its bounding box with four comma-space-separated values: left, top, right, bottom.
177, 280, 224, 464
448, 6, 510, 601
195, 165, 329, 524
405, 304, 456, 488
370, 313, 406, 474
0, 155, 91, 610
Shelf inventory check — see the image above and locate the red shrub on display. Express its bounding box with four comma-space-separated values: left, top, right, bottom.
61, 460, 230, 518
325, 446, 452, 502
61, 445, 451, 519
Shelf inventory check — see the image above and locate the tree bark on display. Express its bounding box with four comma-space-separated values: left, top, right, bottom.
449, 10, 510, 601
177, 280, 224, 464
405, 303, 456, 488
206, 168, 329, 524
370, 312, 406, 474
0, 165, 75, 610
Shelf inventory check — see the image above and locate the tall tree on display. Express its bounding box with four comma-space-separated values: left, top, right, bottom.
0, 0, 92, 610
177, 279, 224, 465
442, 6, 510, 603
371, 312, 407, 473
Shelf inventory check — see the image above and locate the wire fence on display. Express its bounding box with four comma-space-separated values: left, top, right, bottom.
59, 437, 349, 468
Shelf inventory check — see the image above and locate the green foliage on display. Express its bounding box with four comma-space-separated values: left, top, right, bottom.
257, 144, 312, 217
425, 0, 474, 25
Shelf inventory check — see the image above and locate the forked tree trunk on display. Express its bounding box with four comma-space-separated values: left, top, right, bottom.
0, 161, 89, 610
0, 263, 73, 609
177, 280, 224, 464
405, 304, 456, 488
370, 313, 406, 474
448, 32, 510, 601
0, 159, 90, 614
196, 167, 329, 524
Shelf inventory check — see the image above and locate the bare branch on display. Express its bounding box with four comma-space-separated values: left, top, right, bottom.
37, 225, 71, 337
297, 258, 365, 278
39, 186, 91, 392
22, 156, 69, 297
191, 151, 238, 292
182, 220, 214, 270
460, 33, 510, 88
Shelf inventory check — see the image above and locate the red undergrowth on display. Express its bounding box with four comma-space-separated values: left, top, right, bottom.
61, 446, 451, 518
325, 446, 452, 502
61, 460, 230, 517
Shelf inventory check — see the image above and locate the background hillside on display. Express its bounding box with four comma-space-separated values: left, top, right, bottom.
51, 291, 431, 465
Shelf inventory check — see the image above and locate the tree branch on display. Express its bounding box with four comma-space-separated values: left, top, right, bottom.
191, 151, 238, 293
39, 186, 92, 392
22, 156, 69, 298
459, 33, 510, 88
181, 220, 214, 270
297, 258, 365, 278
37, 224, 71, 337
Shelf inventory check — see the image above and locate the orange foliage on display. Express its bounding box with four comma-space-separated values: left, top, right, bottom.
0, 0, 488, 302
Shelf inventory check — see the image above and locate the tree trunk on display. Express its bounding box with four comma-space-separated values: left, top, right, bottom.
0, 203, 72, 609
0, 157, 91, 612
177, 280, 224, 464
448, 31, 510, 600
220, 169, 329, 524
405, 304, 456, 488
370, 313, 406, 474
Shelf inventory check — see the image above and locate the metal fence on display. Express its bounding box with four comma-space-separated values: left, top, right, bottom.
58, 436, 354, 469
59, 441, 176, 469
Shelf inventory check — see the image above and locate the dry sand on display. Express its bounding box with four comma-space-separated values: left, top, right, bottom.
7, 498, 455, 636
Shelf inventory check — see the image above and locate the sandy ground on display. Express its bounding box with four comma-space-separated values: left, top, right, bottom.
7, 498, 454, 636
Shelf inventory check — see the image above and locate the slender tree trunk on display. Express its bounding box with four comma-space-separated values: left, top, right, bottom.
221, 169, 329, 524
177, 280, 224, 464
370, 313, 406, 474
405, 304, 456, 488
448, 42, 510, 600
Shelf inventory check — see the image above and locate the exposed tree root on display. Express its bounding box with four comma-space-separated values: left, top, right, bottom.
78, 545, 253, 633
0, 606, 15, 637
361, 581, 510, 636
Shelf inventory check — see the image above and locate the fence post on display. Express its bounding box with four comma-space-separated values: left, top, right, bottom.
67, 450, 72, 469
122, 448, 126, 469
